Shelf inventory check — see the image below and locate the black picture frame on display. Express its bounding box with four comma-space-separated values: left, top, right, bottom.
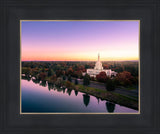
0, 0, 160, 134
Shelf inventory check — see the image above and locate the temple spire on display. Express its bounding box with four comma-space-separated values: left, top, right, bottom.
98, 53, 100, 61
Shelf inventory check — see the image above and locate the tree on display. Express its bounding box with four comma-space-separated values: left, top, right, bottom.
48, 68, 52, 77
48, 74, 57, 83
106, 78, 115, 91
40, 81, 47, 87
31, 68, 39, 77
22, 67, 31, 76
75, 79, 78, 85
38, 72, 47, 81
90, 76, 95, 81
83, 74, 90, 86
56, 70, 63, 77
68, 75, 72, 82
103, 64, 109, 69
96, 71, 108, 83
50, 74, 56, 80
63, 75, 66, 80
115, 71, 134, 87
67, 67, 73, 76
55, 77, 63, 87
42, 68, 45, 72
65, 81, 72, 89
72, 71, 78, 78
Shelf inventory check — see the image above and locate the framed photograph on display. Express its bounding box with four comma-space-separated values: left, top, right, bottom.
20, 20, 140, 114
0, 0, 159, 134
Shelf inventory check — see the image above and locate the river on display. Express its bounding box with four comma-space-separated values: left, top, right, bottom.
21, 79, 138, 113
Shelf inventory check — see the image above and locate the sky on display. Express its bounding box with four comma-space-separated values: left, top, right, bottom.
21, 20, 139, 61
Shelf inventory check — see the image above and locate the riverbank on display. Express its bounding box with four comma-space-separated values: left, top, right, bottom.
68, 83, 138, 110
72, 77, 138, 100
22, 76, 138, 110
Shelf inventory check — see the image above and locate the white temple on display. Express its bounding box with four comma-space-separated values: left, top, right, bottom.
86, 54, 117, 77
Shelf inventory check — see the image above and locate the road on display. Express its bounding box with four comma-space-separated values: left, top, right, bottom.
71, 78, 138, 100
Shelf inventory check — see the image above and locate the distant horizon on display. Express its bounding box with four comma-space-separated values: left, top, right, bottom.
21, 60, 139, 62
21, 20, 139, 61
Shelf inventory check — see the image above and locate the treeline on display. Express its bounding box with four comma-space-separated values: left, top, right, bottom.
22, 61, 138, 90
22, 61, 138, 76
95, 71, 138, 91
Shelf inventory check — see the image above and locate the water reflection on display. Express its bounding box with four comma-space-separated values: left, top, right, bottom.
74, 90, 78, 96
96, 97, 100, 104
22, 76, 31, 81
32, 78, 40, 84
40, 81, 47, 87
57, 87, 64, 93
83, 94, 90, 107
62, 88, 66, 93
106, 102, 115, 113
21, 77, 138, 113
67, 89, 72, 96
48, 83, 54, 91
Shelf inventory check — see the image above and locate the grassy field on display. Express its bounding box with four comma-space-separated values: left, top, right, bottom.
73, 84, 138, 110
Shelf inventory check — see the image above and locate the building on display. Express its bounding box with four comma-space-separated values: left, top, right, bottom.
85, 54, 117, 77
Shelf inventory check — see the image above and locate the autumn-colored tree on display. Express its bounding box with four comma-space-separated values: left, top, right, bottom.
50, 74, 57, 81
45, 68, 49, 71
77, 71, 83, 79
115, 71, 134, 86
96, 71, 108, 83
67, 67, 73, 75
55, 77, 63, 87
22, 67, 31, 76
56, 70, 63, 77
31, 68, 39, 76
39, 72, 47, 81
72, 70, 82, 78
90, 76, 95, 81
103, 64, 109, 69
65, 81, 72, 89
72, 71, 78, 78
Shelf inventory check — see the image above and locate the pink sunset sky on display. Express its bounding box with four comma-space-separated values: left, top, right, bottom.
21, 20, 140, 61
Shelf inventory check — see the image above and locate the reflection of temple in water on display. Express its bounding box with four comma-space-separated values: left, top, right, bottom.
106, 102, 115, 113
83, 94, 90, 107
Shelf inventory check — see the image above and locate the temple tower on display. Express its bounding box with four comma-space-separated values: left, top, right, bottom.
94, 53, 103, 70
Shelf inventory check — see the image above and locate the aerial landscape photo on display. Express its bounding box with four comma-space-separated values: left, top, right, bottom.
21, 20, 139, 113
